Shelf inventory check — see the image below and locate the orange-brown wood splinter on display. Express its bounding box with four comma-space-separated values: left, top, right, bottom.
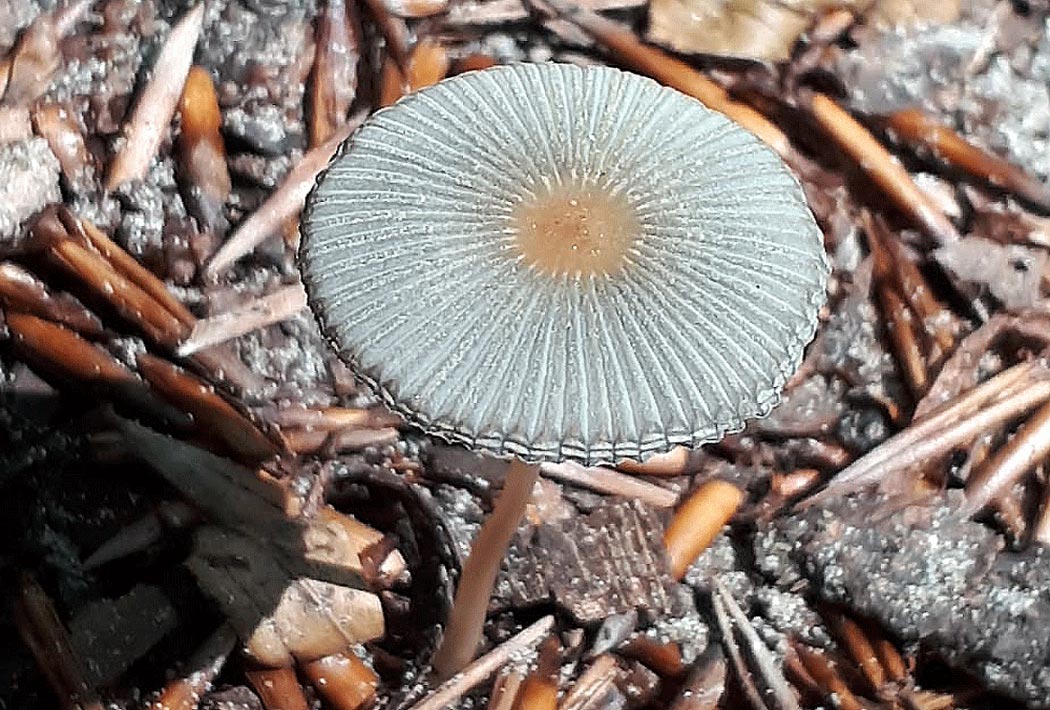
805, 92, 961, 245
406, 38, 450, 92
510, 637, 560, 710
178, 66, 232, 235
886, 107, 1050, 211
245, 667, 310, 710
148, 625, 236, 710
663, 479, 744, 579
309, 0, 361, 148
13, 573, 103, 710
136, 353, 282, 463
792, 644, 864, 710
301, 652, 379, 710
961, 398, 1050, 518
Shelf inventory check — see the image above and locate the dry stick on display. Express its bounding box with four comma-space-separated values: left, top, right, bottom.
878, 221, 956, 353
537, 0, 791, 157
709, 584, 797, 710
360, 0, 411, 70
1, 0, 92, 106
715, 582, 802, 710
489, 672, 526, 710
540, 460, 678, 508
960, 398, 1050, 518
864, 211, 931, 396
50, 238, 190, 347
176, 282, 307, 356
147, 623, 237, 710
76, 217, 197, 328
791, 645, 863, 710
136, 352, 282, 462
309, 0, 361, 148
878, 286, 928, 397
514, 637, 561, 710
1031, 481, 1050, 546
822, 611, 884, 696
301, 652, 379, 710
886, 107, 1050, 211
245, 667, 310, 710
817, 378, 1050, 505
664, 479, 744, 580
13, 573, 103, 710
178, 66, 232, 236
559, 655, 618, 710
617, 445, 692, 477
411, 615, 555, 710
106, 3, 205, 191
432, 460, 542, 678
803, 361, 1045, 506
0, 261, 104, 336
669, 646, 727, 710
803, 91, 960, 246
204, 116, 363, 278
406, 38, 450, 92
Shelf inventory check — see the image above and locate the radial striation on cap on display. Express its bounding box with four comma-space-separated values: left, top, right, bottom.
300, 62, 829, 466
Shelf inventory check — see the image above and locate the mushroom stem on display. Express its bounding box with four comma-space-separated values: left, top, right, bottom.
432, 459, 540, 679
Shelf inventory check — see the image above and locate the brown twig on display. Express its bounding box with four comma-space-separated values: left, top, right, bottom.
106, 4, 206, 191
406, 38, 450, 92
669, 646, 726, 710
301, 652, 380, 710
245, 666, 310, 710
533, 0, 791, 157
821, 610, 885, 696
204, 116, 364, 278
885, 107, 1050, 211
664, 479, 744, 580
512, 637, 560, 710
617, 446, 694, 477
0, 1, 91, 107
147, 624, 237, 710
360, 0, 411, 70
960, 398, 1050, 518
177, 66, 232, 238
176, 282, 307, 357
792, 643, 863, 710
711, 581, 801, 710
540, 460, 678, 508
802, 92, 960, 245
136, 353, 282, 462
13, 572, 103, 710
410, 616, 556, 710
309, 0, 361, 148
0, 261, 104, 336
803, 361, 1050, 506
559, 655, 618, 710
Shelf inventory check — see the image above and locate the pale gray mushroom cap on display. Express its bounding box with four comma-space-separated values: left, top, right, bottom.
300, 62, 828, 466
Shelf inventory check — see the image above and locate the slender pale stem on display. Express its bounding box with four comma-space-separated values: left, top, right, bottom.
431, 458, 540, 679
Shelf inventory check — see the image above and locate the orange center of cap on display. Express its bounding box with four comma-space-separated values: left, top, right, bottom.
511, 185, 640, 278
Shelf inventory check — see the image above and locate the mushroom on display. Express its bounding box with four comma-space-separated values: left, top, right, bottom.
298, 62, 828, 676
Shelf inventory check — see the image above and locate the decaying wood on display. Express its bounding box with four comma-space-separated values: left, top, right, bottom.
146, 624, 236, 710
106, 4, 205, 191
204, 117, 364, 278
409, 615, 555, 710
13, 573, 103, 710
663, 479, 744, 580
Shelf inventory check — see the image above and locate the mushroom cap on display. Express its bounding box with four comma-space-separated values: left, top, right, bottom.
300, 62, 828, 466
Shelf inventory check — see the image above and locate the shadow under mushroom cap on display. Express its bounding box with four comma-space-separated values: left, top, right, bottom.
299, 62, 829, 466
